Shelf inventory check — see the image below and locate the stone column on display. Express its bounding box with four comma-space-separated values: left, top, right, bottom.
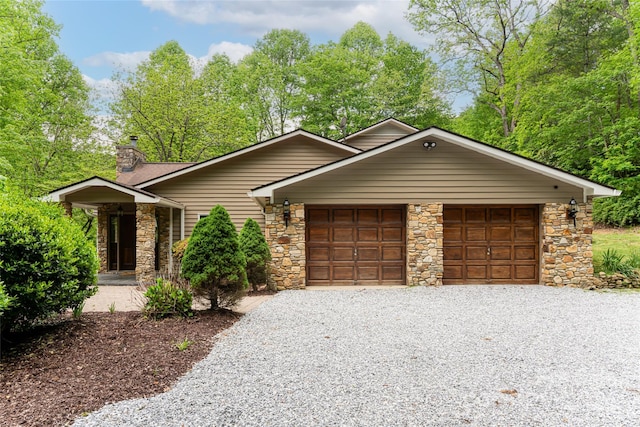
156, 207, 170, 274
96, 205, 111, 273
264, 202, 305, 290
60, 201, 73, 217
541, 197, 594, 286
406, 203, 444, 286
135, 203, 157, 286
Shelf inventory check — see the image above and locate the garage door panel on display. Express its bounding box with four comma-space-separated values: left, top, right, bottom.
489, 226, 511, 241
466, 227, 486, 241
358, 228, 378, 241
333, 228, 353, 241
382, 265, 403, 281
467, 265, 488, 279
309, 247, 329, 261
358, 247, 378, 261
444, 246, 463, 260
358, 209, 379, 223
333, 247, 354, 261
308, 266, 330, 280
515, 265, 536, 279
382, 227, 403, 241
491, 246, 512, 260
444, 226, 463, 241
466, 246, 488, 260
515, 246, 536, 260
382, 246, 403, 261
444, 205, 539, 284
490, 208, 511, 223
515, 226, 536, 241
307, 206, 405, 285
333, 209, 355, 223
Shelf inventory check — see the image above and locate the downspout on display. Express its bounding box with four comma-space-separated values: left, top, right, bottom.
180, 208, 185, 240
169, 208, 174, 274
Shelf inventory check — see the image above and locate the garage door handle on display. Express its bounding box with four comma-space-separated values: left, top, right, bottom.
487, 247, 491, 255
354, 248, 358, 257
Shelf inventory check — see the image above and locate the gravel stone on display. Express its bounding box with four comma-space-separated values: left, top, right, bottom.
73, 286, 640, 426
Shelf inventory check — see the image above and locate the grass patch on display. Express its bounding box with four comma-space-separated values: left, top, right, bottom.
593, 227, 640, 260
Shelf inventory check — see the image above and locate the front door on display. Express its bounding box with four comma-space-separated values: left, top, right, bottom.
306, 206, 406, 285
108, 214, 136, 271
443, 205, 539, 284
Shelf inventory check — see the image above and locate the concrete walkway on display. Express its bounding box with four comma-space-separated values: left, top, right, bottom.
84, 286, 273, 314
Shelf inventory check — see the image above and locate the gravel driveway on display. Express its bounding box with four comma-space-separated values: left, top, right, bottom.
74, 286, 640, 426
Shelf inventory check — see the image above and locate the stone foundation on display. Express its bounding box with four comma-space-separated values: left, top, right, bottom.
541, 198, 594, 286
265, 203, 305, 290
135, 203, 156, 286
406, 203, 444, 286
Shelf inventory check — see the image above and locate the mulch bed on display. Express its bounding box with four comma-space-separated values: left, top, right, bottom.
0, 310, 240, 427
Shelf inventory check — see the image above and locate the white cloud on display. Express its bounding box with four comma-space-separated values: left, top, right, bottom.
141, 0, 432, 47
83, 51, 151, 72
204, 41, 254, 63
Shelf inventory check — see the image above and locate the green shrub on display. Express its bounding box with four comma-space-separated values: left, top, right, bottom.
143, 278, 193, 319
181, 205, 247, 309
171, 238, 190, 262
597, 248, 639, 278
0, 189, 98, 333
0, 282, 12, 314
239, 218, 272, 291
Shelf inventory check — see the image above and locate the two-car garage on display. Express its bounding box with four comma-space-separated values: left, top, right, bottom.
305, 204, 540, 286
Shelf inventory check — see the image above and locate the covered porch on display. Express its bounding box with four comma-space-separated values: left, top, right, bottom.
45, 177, 184, 286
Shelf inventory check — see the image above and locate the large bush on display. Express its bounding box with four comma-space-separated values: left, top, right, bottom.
239, 217, 272, 291
181, 205, 247, 309
0, 188, 98, 333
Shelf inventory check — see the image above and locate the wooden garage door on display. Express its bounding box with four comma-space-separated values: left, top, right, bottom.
306, 206, 405, 285
443, 206, 539, 284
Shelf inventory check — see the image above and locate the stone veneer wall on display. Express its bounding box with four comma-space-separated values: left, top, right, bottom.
135, 203, 156, 286
541, 197, 594, 286
60, 201, 73, 217
406, 203, 444, 286
264, 203, 305, 290
156, 207, 170, 274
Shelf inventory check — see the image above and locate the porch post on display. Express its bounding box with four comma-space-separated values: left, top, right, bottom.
135, 203, 156, 286
60, 201, 73, 217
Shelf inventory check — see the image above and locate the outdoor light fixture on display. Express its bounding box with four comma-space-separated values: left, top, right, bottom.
283, 198, 291, 227
567, 197, 578, 227
117, 205, 124, 217
422, 141, 437, 150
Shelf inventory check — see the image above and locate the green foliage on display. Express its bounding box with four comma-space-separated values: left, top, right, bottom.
110, 42, 253, 162
596, 249, 639, 278
0, 282, 12, 314
143, 278, 193, 319
108, 302, 116, 314
0, 187, 98, 333
0, 0, 108, 196
239, 218, 272, 291
174, 338, 194, 351
171, 238, 190, 263
72, 301, 85, 320
181, 205, 247, 309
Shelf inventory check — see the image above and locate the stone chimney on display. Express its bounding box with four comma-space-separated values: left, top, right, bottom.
116, 136, 145, 180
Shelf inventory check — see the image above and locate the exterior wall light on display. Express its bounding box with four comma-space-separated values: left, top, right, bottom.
422, 141, 437, 150
117, 205, 124, 217
283, 198, 291, 227
567, 197, 578, 227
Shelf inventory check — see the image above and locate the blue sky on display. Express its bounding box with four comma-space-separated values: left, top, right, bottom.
43, 1, 468, 112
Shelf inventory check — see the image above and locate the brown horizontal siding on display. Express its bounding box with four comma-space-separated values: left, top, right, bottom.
275, 140, 583, 205
146, 136, 351, 234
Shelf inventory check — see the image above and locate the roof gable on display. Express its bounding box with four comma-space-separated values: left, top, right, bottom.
344, 118, 418, 141
250, 127, 619, 200
137, 129, 360, 188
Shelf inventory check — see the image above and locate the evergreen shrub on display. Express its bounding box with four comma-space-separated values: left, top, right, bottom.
239, 217, 272, 291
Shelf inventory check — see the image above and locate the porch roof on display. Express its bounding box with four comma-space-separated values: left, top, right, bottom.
43, 176, 184, 209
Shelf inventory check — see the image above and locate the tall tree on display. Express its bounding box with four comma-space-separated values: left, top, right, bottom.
237, 29, 310, 140
0, 0, 100, 195
408, 0, 546, 137
111, 42, 251, 162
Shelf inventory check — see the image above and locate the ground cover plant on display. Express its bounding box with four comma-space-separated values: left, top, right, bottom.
0, 310, 239, 427
592, 227, 640, 276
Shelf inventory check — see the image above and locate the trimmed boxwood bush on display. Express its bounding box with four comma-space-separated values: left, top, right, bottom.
181, 205, 247, 309
239, 217, 271, 291
0, 187, 98, 333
